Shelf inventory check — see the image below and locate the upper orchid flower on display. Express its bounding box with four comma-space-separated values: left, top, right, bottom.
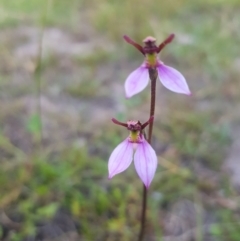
123, 34, 191, 98
108, 116, 157, 188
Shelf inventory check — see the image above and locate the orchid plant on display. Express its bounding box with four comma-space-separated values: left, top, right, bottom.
107, 34, 191, 241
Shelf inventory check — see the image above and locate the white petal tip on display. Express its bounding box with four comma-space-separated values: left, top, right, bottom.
183, 91, 191, 96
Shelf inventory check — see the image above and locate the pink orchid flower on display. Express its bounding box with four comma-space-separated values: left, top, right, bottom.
123, 34, 191, 98
108, 116, 157, 188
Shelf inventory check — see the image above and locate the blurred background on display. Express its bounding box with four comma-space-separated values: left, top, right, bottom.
0, 0, 240, 240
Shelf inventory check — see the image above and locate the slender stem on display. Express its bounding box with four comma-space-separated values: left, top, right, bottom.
138, 68, 157, 241
138, 185, 147, 241
147, 68, 157, 144
35, 32, 43, 148
34, 0, 53, 150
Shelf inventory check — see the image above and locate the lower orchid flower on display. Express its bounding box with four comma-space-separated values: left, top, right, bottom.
108, 116, 157, 188
123, 34, 191, 98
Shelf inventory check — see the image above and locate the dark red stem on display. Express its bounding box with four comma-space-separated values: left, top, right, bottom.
138, 68, 157, 241
147, 68, 157, 144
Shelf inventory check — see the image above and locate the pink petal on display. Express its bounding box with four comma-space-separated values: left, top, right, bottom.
157, 64, 191, 95
134, 139, 158, 188
125, 65, 149, 98
108, 139, 133, 179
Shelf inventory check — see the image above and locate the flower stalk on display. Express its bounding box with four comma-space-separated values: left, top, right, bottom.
138, 67, 157, 241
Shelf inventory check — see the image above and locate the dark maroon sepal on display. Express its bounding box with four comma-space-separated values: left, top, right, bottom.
141, 116, 154, 129
157, 33, 175, 53
111, 118, 128, 128
123, 35, 145, 55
